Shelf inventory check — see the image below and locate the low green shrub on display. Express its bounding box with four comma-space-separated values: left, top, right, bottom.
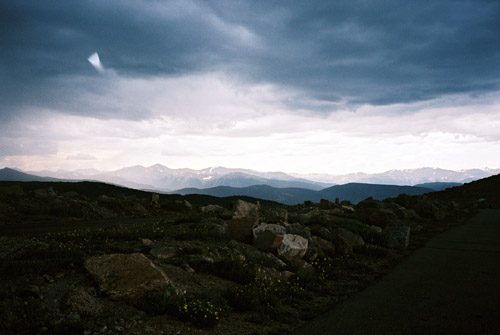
224, 274, 309, 317
146, 285, 226, 328
192, 257, 256, 284
353, 244, 389, 258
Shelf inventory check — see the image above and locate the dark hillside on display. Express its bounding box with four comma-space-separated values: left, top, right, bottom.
175, 183, 433, 205
319, 183, 433, 204
0, 168, 60, 182
415, 182, 462, 191
429, 173, 500, 208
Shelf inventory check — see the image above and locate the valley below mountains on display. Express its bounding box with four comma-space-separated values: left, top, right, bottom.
1, 165, 498, 205
19, 164, 500, 192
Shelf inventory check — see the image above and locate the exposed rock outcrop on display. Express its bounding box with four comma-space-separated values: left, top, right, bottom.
227, 200, 260, 242
253, 223, 286, 251
330, 227, 364, 256
232, 199, 259, 218
60, 287, 102, 317
384, 226, 411, 249
369, 209, 399, 228
286, 223, 311, 240
277, 234, 309, 261
84, 253, 172, 308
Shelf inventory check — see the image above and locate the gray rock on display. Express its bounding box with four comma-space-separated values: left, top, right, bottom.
130, 202, 148, 214
253, 223, 286, 251
330, 227, 364, 256
357, 198, 383, 210
261, 207, 288, 224
369, 209, 399, 228
151, 193, 160, 203
286, 223, 311, 239
278, 234, 309, 261
342, 205, 355, 213
177, 199, 192, 210
227, 240, 287, 270
84, 253, 172, 307
150, 246, 179, 259
232, 199, 259, 218
140, 238, 154, 247
310, 236, 335, 257
320, 199, 336, 210
227, 199, 260, 242
208, 222, 227, 236
34, 187, 56, 197
227, 217, 259, 243
414, 196, 446, 220
60, 287, 102, 317
384, 226, 411, 249
200, 204, 232, 217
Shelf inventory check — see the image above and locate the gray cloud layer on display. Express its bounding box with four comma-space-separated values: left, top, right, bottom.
1, 0, 499, 120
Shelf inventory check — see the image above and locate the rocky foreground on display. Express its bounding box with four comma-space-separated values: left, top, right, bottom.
0, 181, 476, 335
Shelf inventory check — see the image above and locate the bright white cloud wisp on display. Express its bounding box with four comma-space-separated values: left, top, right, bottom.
88, 52, 104, 73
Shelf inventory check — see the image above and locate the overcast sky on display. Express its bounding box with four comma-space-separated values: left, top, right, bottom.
1, 0, 500, 174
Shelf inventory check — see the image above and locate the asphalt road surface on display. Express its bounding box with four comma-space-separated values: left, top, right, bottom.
293, 209, 500, 335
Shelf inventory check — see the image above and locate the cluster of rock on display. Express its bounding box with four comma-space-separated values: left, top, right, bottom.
77, 197, 425, 310
0, 184, 197, 223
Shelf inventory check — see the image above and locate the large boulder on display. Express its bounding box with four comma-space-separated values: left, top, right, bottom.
310, 236, 336, 258
150, 246, 179, 260
200, 204, 232, 218
369, 209, 399, 228
384, 226, 411, 249
342, 205, 355, 213
227, 241, 287, 270
319, 199, 337, 210
227, 200, 260, 242
34, 187, 56, 197
227, 217, 259, 243
286, 223, 311, 239
415, 198, 446, 220
129, 202, 149, 214
330, 227, 364, 256
391, 204, 420, 220
60, 287, 102, 317
84, 253, 172, 308
356, 198, 383, 210
232, 199, 259, 218
261, 207, 288, 224
253, 223, 286, 251
277, 234, 309, 261
290, 258, 316, 277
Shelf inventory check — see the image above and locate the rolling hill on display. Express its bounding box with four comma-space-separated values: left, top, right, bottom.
429, 173, 500, 208
0, 168, 60, 182
174, 183, 433, 205
18, 164, 500, 191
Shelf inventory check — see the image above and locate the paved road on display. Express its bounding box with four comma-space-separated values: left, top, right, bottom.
294, 209, 500, 335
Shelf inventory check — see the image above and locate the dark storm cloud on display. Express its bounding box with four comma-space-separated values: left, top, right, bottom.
1, 0, 499, 120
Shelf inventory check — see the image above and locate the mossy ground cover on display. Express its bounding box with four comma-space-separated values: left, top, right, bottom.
0, 179, 487, 334
0, 217, 411, 333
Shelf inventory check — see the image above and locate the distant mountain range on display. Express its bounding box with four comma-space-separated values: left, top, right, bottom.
26, 165, 332, 191
13, 164, 499, 192
292, 167, 500, 185
0, 166, 488, 204
0, 168, 60, 182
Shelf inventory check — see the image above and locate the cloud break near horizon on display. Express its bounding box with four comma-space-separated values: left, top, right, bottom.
1, 1, 500, 174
